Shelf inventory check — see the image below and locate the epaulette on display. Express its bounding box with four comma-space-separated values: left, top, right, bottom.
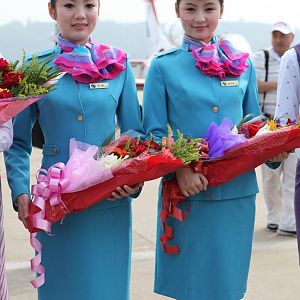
155, 47, 179, 58
25, 46, 60, 62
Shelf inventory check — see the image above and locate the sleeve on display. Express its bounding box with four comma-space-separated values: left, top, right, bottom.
242, 59, 261, 117
116, 58, 144, 197
4, 104, 37, 209
0, 120, 13, 152
274, 49, 300, 120
240, 60, 281, 169
116, 58, 144, 135
142, 57, 168, 140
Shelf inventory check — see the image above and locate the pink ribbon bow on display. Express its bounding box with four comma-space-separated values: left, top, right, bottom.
30, 162, 69, 288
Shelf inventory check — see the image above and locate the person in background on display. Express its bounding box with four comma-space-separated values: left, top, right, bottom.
253, 21, 297, 236
274, 39, 300, 254
0, 52, 14, 300
4, 0, 143, 299
143, 0, 270, 299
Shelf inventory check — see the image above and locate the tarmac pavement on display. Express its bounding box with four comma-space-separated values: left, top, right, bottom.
1, 148, 300, 300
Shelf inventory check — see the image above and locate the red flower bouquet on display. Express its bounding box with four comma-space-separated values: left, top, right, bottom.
160, 118, 300, 254
27, 117, 300, 286
28, 129, 209, 233
0, 56, 60, 124
27, 130, 209, 287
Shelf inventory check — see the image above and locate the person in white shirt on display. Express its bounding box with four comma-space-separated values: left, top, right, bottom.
253, 21, 297, 236
275, 47, 300, 120
275, 41, 300, 249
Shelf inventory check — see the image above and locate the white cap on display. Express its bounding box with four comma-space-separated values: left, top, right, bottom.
272, 21, 295, 35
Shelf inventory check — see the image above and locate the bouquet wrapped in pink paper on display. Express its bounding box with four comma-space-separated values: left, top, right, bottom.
28, 130, 207, 287
0, 56, 60, 124
27, 131, 202, 234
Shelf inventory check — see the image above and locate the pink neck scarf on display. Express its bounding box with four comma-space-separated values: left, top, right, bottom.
184, 35, 249, 80
53, 34, 127, 83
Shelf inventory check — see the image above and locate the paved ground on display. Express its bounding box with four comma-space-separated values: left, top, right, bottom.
1, 148, 300, 300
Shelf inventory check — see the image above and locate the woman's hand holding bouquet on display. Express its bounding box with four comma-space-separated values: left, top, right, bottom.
175, 167, 208, 197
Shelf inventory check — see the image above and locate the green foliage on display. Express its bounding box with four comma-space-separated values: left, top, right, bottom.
236, 114, 254, 128
8, 53, 61, 97
166, 125, 203, 164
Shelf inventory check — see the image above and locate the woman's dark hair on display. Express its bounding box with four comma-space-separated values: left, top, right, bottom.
176, 0, 224, 5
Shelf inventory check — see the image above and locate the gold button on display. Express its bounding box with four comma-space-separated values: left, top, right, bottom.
213, 106, 219, 113
77, 114, 84, 121
51, 147, 59, 154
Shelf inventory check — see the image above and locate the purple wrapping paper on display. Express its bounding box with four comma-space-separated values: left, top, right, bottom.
205, 118, 246, 159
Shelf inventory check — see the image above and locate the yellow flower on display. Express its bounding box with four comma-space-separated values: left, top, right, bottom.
267, 120, 277, 131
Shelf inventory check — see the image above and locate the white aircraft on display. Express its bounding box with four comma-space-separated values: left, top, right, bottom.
131, 0, 170, 86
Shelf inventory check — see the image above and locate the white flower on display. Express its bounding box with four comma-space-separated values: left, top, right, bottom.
45, 72, 67, 86
98, 153, 129, 169
231, 125, 238, 134
256, 124, 271, 136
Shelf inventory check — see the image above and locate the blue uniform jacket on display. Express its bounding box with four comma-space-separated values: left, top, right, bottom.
5, 46, 144, 209
143, 43, 261, 201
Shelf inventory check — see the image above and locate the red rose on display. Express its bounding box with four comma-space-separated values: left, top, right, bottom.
0, 89, 13, 99
132, 143, 147, 156
239, 120, 265, 138
0, 58, 10, 73
0, 71, 24, 88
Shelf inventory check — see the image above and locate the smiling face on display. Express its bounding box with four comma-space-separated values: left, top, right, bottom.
176, 0, 223, 43
48, 0, 99, 45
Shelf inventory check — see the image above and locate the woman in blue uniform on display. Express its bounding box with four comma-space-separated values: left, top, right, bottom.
143, 0, 260, 299
4, 0, 143, 299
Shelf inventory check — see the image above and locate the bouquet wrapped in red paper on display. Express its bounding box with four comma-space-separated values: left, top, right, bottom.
28, 129, 211, 287
28, 117, 300, 285
160, 117, 300, 254
27, 129, 211, 234
0, 56, 61, 124
193, 117, 300, 185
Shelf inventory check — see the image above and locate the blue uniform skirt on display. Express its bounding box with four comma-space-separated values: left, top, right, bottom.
37, 201, 132, 300
154, 195, 256, 300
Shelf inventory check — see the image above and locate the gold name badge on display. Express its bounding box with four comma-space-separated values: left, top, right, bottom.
89, 82, 109, 89
220, 80, 239, 87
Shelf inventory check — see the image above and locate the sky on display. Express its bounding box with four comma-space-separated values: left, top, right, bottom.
0, 0, 299, 29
